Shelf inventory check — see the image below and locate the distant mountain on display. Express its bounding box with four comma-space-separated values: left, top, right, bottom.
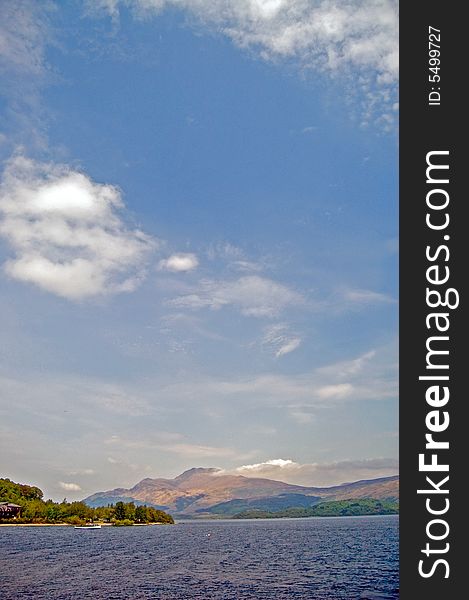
84, 468, 399, 517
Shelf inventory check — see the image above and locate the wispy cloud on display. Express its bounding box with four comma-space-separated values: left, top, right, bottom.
0, 156, 156, 300
94, 0, 398, 121
262, 323, 302, 357
315, 350, 377, 377
0, 1, 54, 151
230, 260, 264, 273
158, 253, 199, 273
0, 373, 155, 420
316, 383, 354, 400
344, 288, 396, 305
0, 345, 395, 430
206, 242, 266, 273
0, 1, 51, 77
146, 346, 397, 420
68, 468, 95, 476
105, 433, 237, 459
290, 410, 314, 425
169, 275, 304, 317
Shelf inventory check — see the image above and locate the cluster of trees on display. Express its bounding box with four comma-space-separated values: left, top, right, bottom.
232, 498, 399, 519
99, 501, 174, 525
0, 478, 174, 525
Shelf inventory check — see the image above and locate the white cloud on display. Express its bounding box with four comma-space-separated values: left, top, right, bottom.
96, 0, 398, 118
234, 457, 398, 486
68, 468, 95, 476
276, 337, 301, 357
169, 275, 303, 317
89, 385, 152, 416
158, 252, 199, 272
316, 350, 376, 377
59, 481, 82, 492
207, 241, 244, 261
162, 442, 237, 458
262, 323, 301, 357
205, 242, 265, 273
0, 346, 396, 435
105, 433, 236, 458
344, 288, 396, 305
230, 260, 263, 273
124, 345, 396, 417
0, 156, 155, 300
238, 458, 294, 472
0, 2, 54, 151
316, 383, 354, 400
290, 410, 314, 425
0, 1, 49, 77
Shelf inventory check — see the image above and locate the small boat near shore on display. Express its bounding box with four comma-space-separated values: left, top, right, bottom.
74, 524, 102, 529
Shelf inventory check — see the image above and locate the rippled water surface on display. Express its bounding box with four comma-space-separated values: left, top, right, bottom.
0, 516, 398, 599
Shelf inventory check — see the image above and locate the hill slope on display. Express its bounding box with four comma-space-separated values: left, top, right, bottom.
84, 468, 399, 516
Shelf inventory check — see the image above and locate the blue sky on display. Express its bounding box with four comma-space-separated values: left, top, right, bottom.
0, 0, 398, 500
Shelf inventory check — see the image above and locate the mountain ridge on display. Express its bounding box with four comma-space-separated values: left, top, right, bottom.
84, 468, 399, 516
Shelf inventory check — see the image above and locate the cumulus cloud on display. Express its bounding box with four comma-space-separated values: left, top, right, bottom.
262, 323, 302, 357
0, 156, 155, 300
169, 275, 303, 317
234, 457, 398, 486
59, 481, 82, 492
158, 252, 199, 272
95, 0, 398, 119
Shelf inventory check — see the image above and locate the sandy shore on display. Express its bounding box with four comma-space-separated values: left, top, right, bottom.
0, 523, 73, 527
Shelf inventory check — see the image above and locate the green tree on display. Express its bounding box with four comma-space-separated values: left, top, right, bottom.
45, 501, 61, 522
135, 505, 146, 523
125, 502, 136, 521
23, 499, 47, 522
95, 505, 113, 522
114, 501, 126, 520
146, 507, 174, 524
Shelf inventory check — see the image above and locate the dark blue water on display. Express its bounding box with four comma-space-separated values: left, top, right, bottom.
0, 516, 398, 599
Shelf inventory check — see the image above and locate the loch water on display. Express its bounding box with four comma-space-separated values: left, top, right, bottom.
0, 515, 399, 599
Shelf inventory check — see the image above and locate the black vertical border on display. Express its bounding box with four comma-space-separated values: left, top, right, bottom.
400, 3, 464, 597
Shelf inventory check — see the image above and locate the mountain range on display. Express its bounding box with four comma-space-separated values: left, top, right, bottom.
84, 468, 399, 517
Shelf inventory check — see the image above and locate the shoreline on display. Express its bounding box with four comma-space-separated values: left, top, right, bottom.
0, 522, 169, 527
0, 523, 73, 527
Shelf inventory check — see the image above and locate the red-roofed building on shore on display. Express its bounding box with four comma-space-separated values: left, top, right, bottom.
0, 502, 22, 518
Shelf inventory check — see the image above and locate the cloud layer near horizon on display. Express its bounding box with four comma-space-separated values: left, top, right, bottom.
0, 156, 155, 299
231, 457, 398, 486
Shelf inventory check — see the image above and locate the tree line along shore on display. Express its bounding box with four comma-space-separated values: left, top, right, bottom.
231, 498, 399, 519
0, 478, 174, 526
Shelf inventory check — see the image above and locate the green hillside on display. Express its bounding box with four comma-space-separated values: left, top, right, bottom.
232, 498, 399, 519
0, 478, 174, 525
